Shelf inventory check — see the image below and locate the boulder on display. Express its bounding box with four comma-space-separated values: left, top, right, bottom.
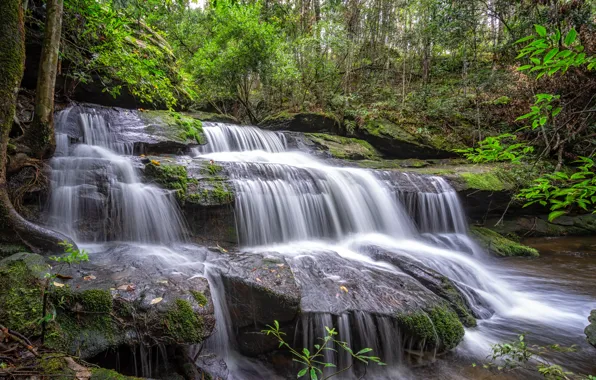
0, 248, 215, 360
260, 112, 341, 133
305, 133, 380, 160
350, 118, 456, 159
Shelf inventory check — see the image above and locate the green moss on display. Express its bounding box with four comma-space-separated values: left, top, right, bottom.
460, 171, 512, 191
164, 299, 204, 343
39, 355, 74, 378
397, 306, 464, 350
91, 368, 140, 380
470, 227, 539, 257
201, 162, 223, 176
145, 162, 190, 197
80, 289, 113, 313
307, 133, 380, 160
439, 277, 476, 327
0, 255, 46, 335
141, 110, 204, 144
190, 290, 208, 307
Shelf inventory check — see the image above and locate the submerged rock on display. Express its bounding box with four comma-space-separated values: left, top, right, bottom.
586, 310, 596, 348
469, 226, 539, 257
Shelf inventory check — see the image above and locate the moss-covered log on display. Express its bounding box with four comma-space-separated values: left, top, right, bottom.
0, 0, 73, 253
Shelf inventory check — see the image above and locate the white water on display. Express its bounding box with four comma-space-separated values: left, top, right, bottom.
48, 112, 594, 378
195, 123, 594, 378
49, 107, 186, 243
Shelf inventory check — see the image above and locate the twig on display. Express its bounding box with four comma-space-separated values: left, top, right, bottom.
0, 325, 39, 358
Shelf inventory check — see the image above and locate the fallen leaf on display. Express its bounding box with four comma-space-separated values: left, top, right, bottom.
276, 264, 285, 268
150, 297, 163, 305
83, 275, 96, 281
339, 286, 348, 293
150, 159, 160, 166
255, 277, 262, 282
53, 281, 65, 288
117, 284, 136, 291
56, 274, 73, 280
157, 280, 168, 284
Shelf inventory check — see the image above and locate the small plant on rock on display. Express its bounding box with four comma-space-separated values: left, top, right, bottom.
263, 320, 385, 380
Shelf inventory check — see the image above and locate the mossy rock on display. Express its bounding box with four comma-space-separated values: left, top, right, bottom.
585, 309, 596, 348
139, 110, 205, 145
470, 227, 539, 257
260, 111, 341, 133
186, 111, 239, 124
144, 160, 192, 198
396, 306, 464, 352
352, 117, 455, 159
459, 171, 514, 191
90, 368, 141, 380
306, 133, 380, 160
0, 253, 48, 336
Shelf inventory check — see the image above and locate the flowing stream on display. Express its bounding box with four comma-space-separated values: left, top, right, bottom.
48, 111, 595, 379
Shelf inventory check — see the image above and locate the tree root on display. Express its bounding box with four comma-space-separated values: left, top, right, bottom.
1, 187, 77, 253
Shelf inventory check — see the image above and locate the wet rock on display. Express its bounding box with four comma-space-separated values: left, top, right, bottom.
364, 247, 478, 327
469, 226, 539, 257
0, 248, 215, 360
586, 310, 596, 348
142, 157, 236, 244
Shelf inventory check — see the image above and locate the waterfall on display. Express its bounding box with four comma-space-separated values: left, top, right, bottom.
48, 107, 186, 243
193, 123, 287, 154
193, 122, 578, 377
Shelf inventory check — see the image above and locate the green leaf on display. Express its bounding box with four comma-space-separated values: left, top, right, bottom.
548, 210, 567, 222
564, 29, 577, 45
297, 368, 308, 378
517, 65, 533, 71
543, 48, 559, 63
310, 368, 317, 380
535, 25, 547, 37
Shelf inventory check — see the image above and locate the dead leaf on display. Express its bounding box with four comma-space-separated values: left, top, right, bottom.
150, 297, 163, 305
150, 159, 160, 166
56, 274, 73, 280
65, 357, 91, 379
157, 280, 168, 284
53, 281, 65, 288
117, 284, 136, 291
255, 277, 262, 282
339, 286, 348, 293
83, 275, 96, 281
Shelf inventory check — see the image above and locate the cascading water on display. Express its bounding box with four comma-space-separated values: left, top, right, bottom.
195, 122, 593, 379
48, 106, 186, 243
193, 122, 287, 154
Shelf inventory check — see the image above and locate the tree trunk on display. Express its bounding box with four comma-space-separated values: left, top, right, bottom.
23, 0, 63, 159
0, 0, 75, 253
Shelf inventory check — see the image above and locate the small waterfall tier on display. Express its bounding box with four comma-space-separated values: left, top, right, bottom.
194, 122, 287, 154
48, 107, 186, 243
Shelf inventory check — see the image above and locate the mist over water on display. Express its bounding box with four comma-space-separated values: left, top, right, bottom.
49, 111, 595, 378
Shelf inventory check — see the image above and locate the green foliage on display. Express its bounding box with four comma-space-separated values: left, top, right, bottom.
263, 320, 385, 379
478, 334, 593, 380
516, 25, 595, 79
518, 156, 596, 221
62, 0, 194, 108
516, 94, 562, 130
455, 134, 533, 164
49, 241, 89, 266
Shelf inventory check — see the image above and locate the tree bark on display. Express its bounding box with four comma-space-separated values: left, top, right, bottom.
0, 0, 75, 253
23, 0, 63, 159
